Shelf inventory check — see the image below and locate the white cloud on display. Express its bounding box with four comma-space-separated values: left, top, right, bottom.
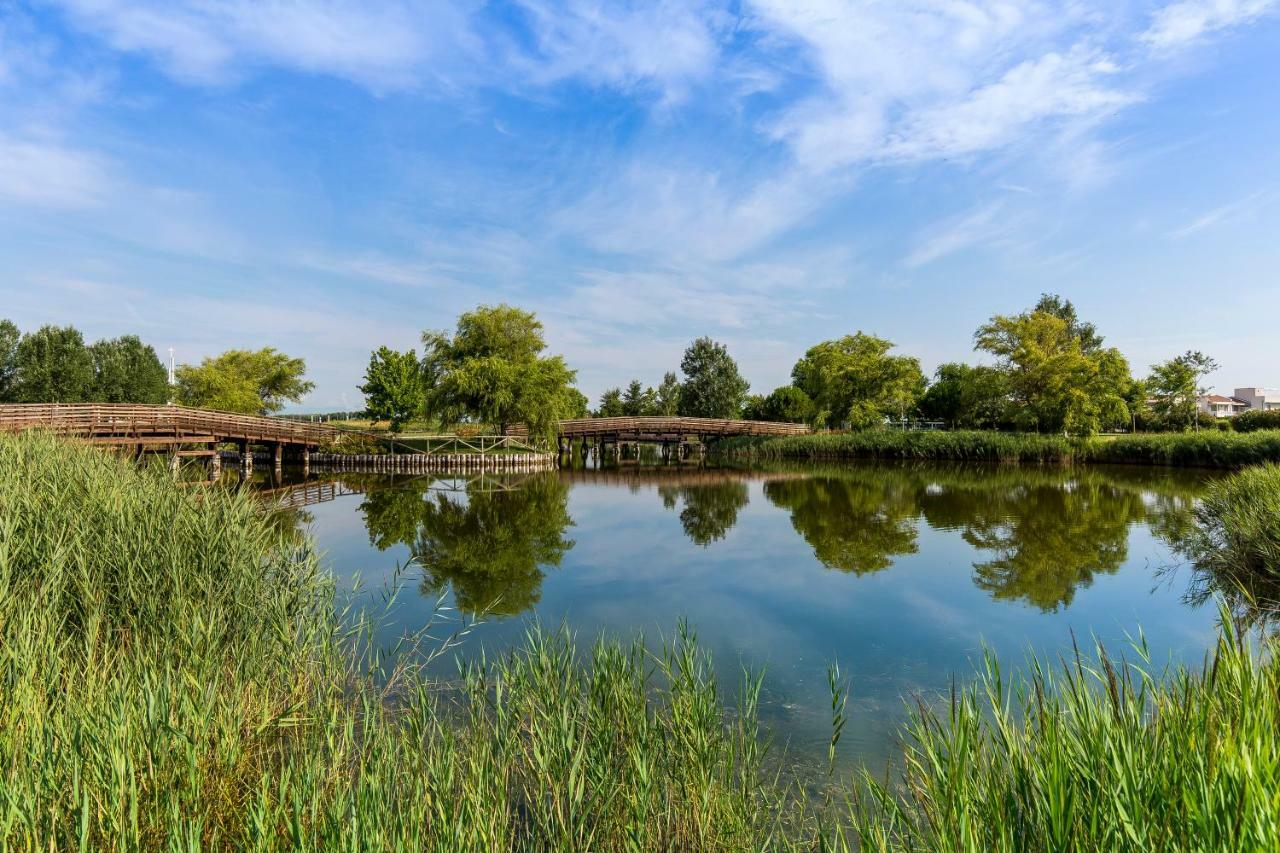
50, 0, 479, 90
1166, 190, 1269, 237
1142, 0, 1277, 50
509, 0, 724, 104
904, 203, 1016, 268
0, 133, 111, 208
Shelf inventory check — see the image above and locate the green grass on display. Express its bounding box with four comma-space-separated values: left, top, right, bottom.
716, 428, 1280, 468
4, 430, 1280, 849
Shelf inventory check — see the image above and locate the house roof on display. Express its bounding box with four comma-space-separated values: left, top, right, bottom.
1204, 395, 1249, 404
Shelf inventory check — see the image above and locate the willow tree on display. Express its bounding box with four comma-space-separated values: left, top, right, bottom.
174, 348, 313, 414
421, 305, 580, 441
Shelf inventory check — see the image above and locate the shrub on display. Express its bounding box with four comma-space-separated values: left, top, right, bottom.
1233, 409, 1280, 433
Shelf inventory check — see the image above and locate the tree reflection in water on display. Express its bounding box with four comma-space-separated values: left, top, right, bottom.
658, 481, 750, 546
358, 474, 574, 617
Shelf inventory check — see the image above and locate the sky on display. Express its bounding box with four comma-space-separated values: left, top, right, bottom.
1, 0, 1277, 410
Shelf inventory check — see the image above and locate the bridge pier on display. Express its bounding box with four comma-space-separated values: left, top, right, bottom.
271, 441, 283, 472
239, 440, 253, 475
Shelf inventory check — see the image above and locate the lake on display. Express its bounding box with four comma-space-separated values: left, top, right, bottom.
270, 460, 1223, 771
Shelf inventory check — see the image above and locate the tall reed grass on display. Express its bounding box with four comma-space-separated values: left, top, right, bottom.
716, 429, 1280, 468
4, 430, 1280, 849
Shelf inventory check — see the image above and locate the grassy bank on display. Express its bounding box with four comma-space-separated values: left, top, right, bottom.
716, 428, 1280, 468
4, 430, 1280, 848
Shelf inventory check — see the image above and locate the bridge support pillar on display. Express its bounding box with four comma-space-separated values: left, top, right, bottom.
302, 448, 310, 476
239, 440, 253, 475
168, 447, 180, 477
272, 442, 283, 472
208, 449, 221, 480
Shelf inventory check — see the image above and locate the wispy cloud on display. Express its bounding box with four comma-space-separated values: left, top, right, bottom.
0, 132, 111, 208
1142, 0, 1278, 50
904, 203, 1018, 269
1166, 190, 1270, 238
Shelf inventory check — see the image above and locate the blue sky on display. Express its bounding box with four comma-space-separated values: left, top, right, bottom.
1, 0, 1277, 410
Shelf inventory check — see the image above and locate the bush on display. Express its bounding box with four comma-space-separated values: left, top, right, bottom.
1233, 410, 1280, 433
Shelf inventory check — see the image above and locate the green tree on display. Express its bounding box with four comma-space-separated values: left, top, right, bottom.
1034, 293, 1103, 353
920, 362, 1012, 427
360, 346, 424, 432
422, 305, 579, 441
677, 337, 750, 419
88, 335, 169, 403
0, 319, 19, 402
654, 371, 681, 416
1148, 351, 1219, 432
12, 325, 94, 403
975, 303, 1132, 436
621, 379, 657, 416
174, 348, 314, 414
744, 385, 815, 423
791, 333, 925, 429
563, 387, 590, 418
597, 387, 625, 417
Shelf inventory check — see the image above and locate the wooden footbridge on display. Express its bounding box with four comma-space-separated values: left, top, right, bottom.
0, 403, 340, 473
509, 416, 809, 461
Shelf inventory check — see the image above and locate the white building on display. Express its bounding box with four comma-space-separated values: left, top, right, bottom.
1234, 387, 1280, 413
1199, 394, 1249, 418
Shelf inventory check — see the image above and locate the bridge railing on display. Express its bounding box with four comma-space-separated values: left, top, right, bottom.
0, 404, 341, 446
506, 416, 810, 439
398, 434, 545, 455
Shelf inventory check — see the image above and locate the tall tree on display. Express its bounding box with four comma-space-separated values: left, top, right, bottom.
360, 346, 424, 432
791, 333, 925, 429
620, 379, 657, 416
1148, 350, 1219, 431
677, 337, 750, 419
13, 325, 94, 403
596, 388, 624, 417
89, 335, 169, 403
174, 348, 313, 414
0, 319, 19, 402
421, 304, 579, 440
654, 371, 681, 416
975, 302, 1132, 436
1034, 293, 1103, 353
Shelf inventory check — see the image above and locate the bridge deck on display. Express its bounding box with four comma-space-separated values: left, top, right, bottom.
511, 416, 809, 441
0, 404, 339, 449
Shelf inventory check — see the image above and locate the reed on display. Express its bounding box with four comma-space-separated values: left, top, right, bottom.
716, 429, 1280, 468
5, 430, 1280, 849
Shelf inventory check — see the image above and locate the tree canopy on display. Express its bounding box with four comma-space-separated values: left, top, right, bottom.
88, 336, 169, 404
974, 297, 1132, 436
1148, 350, 1219, 432
0, 320, 19, 402
360, 346, 424, 432
174, 348, 313, 414
12, 325, 94, 403
422, 305, 580, 441
918, 362, 1009, 428
677, 337, 750, 419
791, 333, 925, 429
744, 385, 814, 423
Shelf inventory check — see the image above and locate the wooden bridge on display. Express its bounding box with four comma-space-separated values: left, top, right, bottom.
0, 403, 341, 472
510, 416, 808, 461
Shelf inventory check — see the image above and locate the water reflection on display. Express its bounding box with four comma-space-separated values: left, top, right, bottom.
658, 481, 750, 546
359, 474, 575, 616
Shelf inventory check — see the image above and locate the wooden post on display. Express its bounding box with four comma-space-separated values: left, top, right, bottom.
302, 447, 310, 476
272, 442, 283, 471
208, 449, 221, 480
240, 440, 253, 474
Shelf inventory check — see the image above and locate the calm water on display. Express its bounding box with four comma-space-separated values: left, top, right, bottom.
272, 461, 1222, 770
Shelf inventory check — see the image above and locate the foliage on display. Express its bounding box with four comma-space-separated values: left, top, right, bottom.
422, 305, 580, 441
654, 371, 681, 416
174, 347, 314, 414
918, 362, 1009, 428
791, 333, 925, 429
88, 335, 169, 403
975, 298, 1133, 435
716, 429, 1280, 469
677, 337, 750, 419
597, 387, 625, 417
360, 346, 424, 432
11, 324, 94, 403
563, 387, 590, 418
0, 318, 18, 402
1176, 463, 1280, 588
744, 385, 815, 423
621, 379, 658, 416
1233, 409, 1280, 433
0, 432, 799, 847
849, 619, 1280, 850
1148, 350, 1219, 431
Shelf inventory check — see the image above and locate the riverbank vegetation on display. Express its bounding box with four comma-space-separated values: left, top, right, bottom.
717, 428, 1280, 468
6, 430, 1280, 848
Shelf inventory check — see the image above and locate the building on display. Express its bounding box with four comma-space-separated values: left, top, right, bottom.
1233, 387, 1280, 413
1198, 394, 1250, 418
